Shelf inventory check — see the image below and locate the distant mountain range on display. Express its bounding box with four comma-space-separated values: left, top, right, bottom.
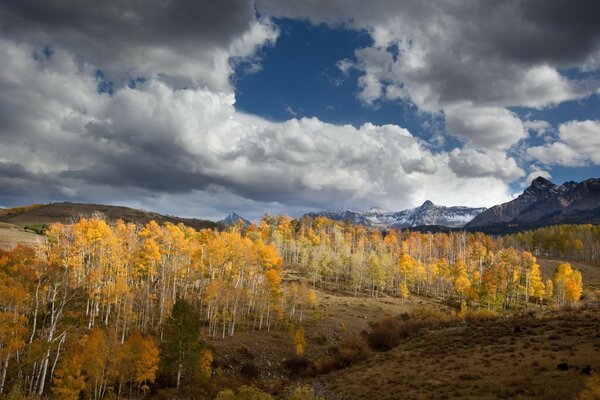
306, 200, 487, 229
219, 212, 251, 226
306, 177, 600, 232
466, 177, 600, 231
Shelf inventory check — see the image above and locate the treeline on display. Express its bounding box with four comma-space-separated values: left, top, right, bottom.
254, 215, 585, 309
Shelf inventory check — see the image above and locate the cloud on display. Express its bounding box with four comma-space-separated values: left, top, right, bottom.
525, 169, 552, 185
448, 148, 525, 180
0, 0, 278, 92
444, 104, 528, 150
528, 120, 600, 166
524, 120, 552, 137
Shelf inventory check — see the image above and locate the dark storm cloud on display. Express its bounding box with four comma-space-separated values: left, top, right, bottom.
0, 0, 255, 46
0, 0, 276, 91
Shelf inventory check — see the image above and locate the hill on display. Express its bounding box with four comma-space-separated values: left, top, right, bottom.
0, 202, 221, 231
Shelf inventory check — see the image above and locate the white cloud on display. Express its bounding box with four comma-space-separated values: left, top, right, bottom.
525, 168, 552, 185
448, 148, 525, 180
444, 104, 528, 150
524, 120, 552, 136
527, 120, 600, 166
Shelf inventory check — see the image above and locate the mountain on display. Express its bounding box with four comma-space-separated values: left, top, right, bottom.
307, 201, 486, 229
219, 212, 251, 226
466, 177, 600, 229
0, 202, 220, 231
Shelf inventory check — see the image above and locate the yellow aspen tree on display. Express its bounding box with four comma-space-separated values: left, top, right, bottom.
291, 325, 306, 357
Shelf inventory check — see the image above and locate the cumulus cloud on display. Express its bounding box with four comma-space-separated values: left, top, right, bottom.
444, 104, 528, 150
525, 169, 553, 185
448, 148, 525, 180
528, 120, 600, 166
524, 120, 552, 137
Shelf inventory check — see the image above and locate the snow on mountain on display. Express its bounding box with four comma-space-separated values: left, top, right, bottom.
219, 212, 251, 226
307, 201, 486, 228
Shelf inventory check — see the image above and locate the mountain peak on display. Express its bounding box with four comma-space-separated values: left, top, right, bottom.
524, 176, 558, 197
368, 207, 386, 214
220, 212, 251, 226
420, 200, 434, 208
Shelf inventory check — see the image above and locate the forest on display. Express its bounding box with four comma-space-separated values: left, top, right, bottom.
0, 215, 593, 399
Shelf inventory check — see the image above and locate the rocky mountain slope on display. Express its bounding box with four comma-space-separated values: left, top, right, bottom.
308, 201, 486, 228
466, 177, 600, 229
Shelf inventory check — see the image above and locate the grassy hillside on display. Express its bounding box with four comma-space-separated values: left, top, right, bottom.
321, 308, 600, 400
0, 202, 221, 230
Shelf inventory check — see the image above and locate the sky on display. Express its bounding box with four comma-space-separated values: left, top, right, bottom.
0, 0, 599, 221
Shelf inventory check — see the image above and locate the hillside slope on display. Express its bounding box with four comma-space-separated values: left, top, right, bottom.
0, 202, 221, 230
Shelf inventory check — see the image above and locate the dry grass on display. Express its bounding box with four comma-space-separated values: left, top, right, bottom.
321, 308, 600, 400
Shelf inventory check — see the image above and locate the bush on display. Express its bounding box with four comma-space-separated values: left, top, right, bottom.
24, 223, 49, 235
283, 355, 311, 376
364, 316, 421, 351
215, 386, 274, 400
240, 362, 260, 378
289, 385, 325, 400
312, 335, 370, 374
463, 309, 499, 323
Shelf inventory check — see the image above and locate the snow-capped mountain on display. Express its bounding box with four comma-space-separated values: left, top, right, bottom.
219, 212, 251, 226
307, 201, 486, 228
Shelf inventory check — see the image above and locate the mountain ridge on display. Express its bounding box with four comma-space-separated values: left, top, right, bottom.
466, 177, 600, 229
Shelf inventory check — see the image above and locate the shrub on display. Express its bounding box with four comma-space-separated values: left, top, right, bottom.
463, 309, 499, 323
24, 223, 49, 235
215, 386, 274, 400
312, 335, 370, 374
364, 316, 421, 351
283, 356, 311, 376
240, 362, 260, 378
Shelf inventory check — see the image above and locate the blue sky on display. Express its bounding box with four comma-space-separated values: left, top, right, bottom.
0, 1, 599, 220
